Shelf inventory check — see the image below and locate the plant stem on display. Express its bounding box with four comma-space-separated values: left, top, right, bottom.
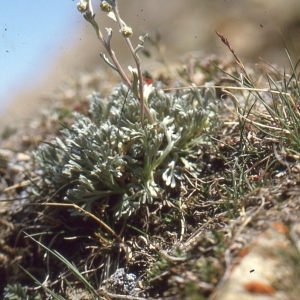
82, 0, 154, 124
113, 1, 154, 124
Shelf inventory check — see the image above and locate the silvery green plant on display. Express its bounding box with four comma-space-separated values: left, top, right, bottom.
33, 0, 221, 220
35, 83, 220, 219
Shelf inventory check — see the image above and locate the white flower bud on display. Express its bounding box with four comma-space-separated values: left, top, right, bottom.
100, 1, 112, 12
77, 1, 88, 12
121, 26, 133, 38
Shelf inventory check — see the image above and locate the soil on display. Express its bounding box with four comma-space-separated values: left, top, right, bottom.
0, 56, 300, 299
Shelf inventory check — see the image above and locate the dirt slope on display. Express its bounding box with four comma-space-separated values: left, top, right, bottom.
1, 0, 300, 131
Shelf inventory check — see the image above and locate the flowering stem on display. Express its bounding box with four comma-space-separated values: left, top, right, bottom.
112, 1, 154, 125
79, 0, 154, 125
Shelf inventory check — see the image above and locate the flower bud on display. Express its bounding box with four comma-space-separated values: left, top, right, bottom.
100, 1, 113, 12
77, 1, 88, 12
121, 26, 133, 38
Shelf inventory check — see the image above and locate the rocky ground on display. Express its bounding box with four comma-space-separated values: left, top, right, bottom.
1, 50, 300, 299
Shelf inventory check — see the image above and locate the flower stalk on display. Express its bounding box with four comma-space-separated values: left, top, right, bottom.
77, 0, 154, 124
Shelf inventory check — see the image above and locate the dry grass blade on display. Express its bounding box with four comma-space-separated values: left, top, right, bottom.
24, 202, 121, 243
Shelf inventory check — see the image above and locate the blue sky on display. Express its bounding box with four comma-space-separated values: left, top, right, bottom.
0, 1, 80, 113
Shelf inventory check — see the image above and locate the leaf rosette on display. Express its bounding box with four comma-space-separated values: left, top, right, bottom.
35, 83, 220, 219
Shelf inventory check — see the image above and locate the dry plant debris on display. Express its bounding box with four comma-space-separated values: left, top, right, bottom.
1, 52, 300, 299
1, 4, 300, 299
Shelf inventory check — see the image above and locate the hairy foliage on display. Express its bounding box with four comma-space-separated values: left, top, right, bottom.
34, 83, 220, 219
